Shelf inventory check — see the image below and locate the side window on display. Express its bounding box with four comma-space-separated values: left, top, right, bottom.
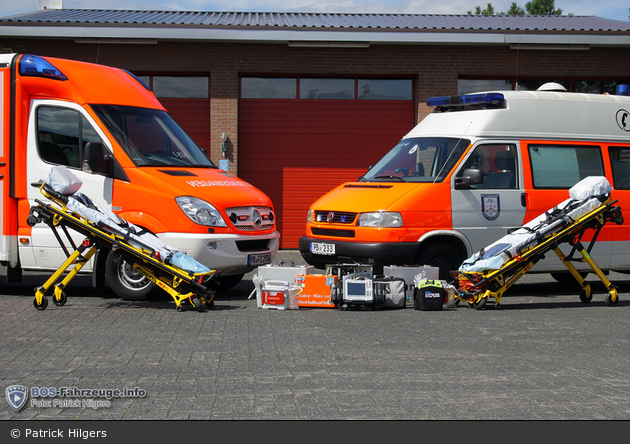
458, 144, 518, 189
529, 145, 604, 188
37, 107, 81, 168
610, 147, 630, 190
37, 106, 104, 169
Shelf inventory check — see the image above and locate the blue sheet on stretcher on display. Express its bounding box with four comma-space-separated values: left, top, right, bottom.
458, 176, 612, 273
42, 166, 212, 275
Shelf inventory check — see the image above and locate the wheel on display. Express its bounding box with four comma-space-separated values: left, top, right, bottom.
33, 297, 48, 310
606, 292, 619, 306
205, 300, 214, 309
473, 297, 487, 310
176, 305, 184, 312
415, 242, 463, 282
551, 271, 588, 285
53, 292, 67, 306
105, 250, 156, 300
192, 297, 208, 312
495, 303, 501, 309
579, 287, 592, 304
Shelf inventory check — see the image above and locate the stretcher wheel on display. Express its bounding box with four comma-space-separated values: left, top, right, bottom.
473, 297, 487, 310
579, 287, 592, 304
205, 300, 214, 309
606, 292, 619, 306
53, 292, 67, 306
176, 305, 184, 312
33, 297, 48, 310
192, 297, 208, 313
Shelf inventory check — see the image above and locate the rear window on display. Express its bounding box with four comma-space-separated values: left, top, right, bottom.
528, 145, 604, 188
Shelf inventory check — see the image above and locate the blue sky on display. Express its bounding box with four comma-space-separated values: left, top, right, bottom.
0, 0, 628, 21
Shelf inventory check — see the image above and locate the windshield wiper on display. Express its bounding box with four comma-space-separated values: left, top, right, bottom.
374, 175, 406, 182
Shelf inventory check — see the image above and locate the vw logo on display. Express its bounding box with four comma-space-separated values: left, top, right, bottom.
252, 209, 263, 229
327, 212, 334, 223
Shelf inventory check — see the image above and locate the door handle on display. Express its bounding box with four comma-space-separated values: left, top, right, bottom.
521, 192, 527, 208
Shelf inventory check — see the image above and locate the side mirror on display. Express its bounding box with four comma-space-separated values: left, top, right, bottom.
83, 142, 110, 175
455, 168, 484, 189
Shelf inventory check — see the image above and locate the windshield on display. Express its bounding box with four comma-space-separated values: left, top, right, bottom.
360, 137, 470, 183
91, 105, 216, 168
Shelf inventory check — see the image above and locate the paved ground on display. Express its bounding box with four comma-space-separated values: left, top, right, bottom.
2, 250, 630, 421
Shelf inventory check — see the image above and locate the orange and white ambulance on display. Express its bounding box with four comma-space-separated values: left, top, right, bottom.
1, 53, 279, 299
300, 83, 630, 281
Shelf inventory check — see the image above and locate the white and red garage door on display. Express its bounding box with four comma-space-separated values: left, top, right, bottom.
238, 76, 416, 249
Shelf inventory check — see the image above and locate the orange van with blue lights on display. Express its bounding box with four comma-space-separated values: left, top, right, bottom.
300, 84, 630, 281
1, 54, 279, 299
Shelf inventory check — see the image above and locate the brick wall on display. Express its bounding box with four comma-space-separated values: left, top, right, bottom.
3, 38, 629, 171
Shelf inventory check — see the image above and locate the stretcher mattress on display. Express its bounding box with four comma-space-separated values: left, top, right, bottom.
42, 166, 211, 275
458, 176, 612, 273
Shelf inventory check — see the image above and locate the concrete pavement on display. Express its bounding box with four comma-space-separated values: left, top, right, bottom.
1, 250, 630, 420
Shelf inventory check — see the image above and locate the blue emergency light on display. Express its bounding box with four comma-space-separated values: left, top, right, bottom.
427, 92, 505, 107
616, 85, 629, 96
18, 54, 68, 81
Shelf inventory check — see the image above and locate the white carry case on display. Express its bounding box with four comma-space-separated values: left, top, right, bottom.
259, 280, 300, 310
251, 261, 314, 307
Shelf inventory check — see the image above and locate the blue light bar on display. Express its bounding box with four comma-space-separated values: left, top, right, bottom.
18, 54, 68, 81
427, 92, 504, 107
123, 69, 151, 92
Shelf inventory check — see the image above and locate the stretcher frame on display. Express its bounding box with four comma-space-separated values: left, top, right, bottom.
28, 184, 216, 312
452, 196, 624, 309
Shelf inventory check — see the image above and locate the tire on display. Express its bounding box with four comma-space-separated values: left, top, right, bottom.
53, 291, 67, 306
105, 250, 156, 300
606, 291, 619, 306
33, 297, 48, 310
473, 297, 487, 310
579, 287, 592, 304
415, 242, 463, 282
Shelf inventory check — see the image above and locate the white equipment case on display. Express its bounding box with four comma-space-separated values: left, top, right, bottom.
251, 262, 314, 308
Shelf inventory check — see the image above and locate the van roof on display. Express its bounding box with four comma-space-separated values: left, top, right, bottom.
409, 89, 630, 143
12, 54, 163, 110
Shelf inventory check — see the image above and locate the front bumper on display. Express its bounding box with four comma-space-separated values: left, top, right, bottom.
298, 236, 419, 271
158, 231, 280, 276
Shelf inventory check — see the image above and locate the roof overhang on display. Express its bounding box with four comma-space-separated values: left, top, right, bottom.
2, 25, 630, 48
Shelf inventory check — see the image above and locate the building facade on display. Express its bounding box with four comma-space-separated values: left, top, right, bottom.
2, 10, 630, 247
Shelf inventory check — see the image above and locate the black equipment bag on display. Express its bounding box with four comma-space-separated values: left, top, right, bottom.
414, 279, 445, 311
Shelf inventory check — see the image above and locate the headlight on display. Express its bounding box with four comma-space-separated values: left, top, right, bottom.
357, 212, 403, 228
176, 196, 227, 227
307, 209, 313, 223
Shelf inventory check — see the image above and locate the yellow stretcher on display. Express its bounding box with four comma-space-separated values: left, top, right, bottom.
452, 179, 624, 310
27, 182, 216, 312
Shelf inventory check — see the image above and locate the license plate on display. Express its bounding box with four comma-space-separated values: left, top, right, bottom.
248, 253, 271, 266
310, 242, 335, 256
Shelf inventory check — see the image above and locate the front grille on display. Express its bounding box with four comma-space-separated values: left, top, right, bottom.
313, 211, 357, 224
226, 206, 275, 231
312, 228, 355, 238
